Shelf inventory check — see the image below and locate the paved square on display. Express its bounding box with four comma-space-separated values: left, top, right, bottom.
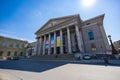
0, 60, 120, 80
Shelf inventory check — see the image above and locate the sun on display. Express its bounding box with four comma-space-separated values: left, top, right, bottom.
81, 0, 96, 8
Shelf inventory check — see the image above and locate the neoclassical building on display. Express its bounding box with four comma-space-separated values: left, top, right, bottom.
35, 14, 110, 56
0, 36, 28, 59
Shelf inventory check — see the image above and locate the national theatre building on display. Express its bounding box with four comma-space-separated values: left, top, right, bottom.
35, 14, 110, 57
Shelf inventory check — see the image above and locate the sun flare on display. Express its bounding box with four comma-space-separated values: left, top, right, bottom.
81, 0, 96, 8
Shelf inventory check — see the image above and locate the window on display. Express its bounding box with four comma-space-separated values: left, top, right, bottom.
86, 23, 90, 25
21, 43, 24, 48
16, 43, 19, 48
88, 30, 94, 40
7, 51, 11, 56
20, 52, 23, 56
91, 43, 96, 51
1, 41, 7, 47
0, 51, 3, 56
14, 51, 17, 56
9, 42, 14, 47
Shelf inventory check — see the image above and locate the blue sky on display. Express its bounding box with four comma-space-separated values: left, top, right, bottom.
0, 0, 120, 42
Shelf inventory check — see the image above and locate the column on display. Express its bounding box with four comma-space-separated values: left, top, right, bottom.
79, 31, 84, 52
54, 31, 56, 54
67, 27, 72, 54
36, 37, 39, 55
43, 35, 46, 55
60, 29, 63, 54
38, 37, 42, 55
75, 24, 83, 52
48, 33, 51, 55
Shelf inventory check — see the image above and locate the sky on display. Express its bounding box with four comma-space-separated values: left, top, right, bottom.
0, 0, 120, 43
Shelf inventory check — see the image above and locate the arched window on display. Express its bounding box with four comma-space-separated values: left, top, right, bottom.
14, 51, 17, 56
0, 51, 3, 56
20, 52, 23, 56
88, 30, 94, 40
7, 51, 11, 56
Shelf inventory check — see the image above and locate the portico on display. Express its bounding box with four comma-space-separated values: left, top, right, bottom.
36, 24, 83, 55
35, 14, 110, 57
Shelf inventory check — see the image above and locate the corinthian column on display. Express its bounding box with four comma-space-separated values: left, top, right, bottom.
38, 37, 42, 55
67, 27, 72, 54
75, 24, 83, 52
54, 31, 56, 54
60, 29, 63, 54
43, 35, 46, 55
36, 37, 39, 55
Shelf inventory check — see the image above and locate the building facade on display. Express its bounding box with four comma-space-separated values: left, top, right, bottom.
35, 14, 110, 56
26, 42, 37, 57
0, 36, 28, 59
113, 40, 120, 53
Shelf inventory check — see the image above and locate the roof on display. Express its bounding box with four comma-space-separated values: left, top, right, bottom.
35, 14, 80, 35
0, 36, 28, 42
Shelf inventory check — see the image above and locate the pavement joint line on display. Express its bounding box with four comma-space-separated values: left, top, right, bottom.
3, 70, 23, 80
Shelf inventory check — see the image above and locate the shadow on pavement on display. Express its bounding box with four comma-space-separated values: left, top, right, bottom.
0, 60, 67, 72
0, 60, 120, 72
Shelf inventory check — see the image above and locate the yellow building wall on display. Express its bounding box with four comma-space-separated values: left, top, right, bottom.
0, 36, 28, 59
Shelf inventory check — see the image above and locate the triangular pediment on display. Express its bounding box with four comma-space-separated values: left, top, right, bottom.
35, 14, 80, 35
41, 19, 70, 31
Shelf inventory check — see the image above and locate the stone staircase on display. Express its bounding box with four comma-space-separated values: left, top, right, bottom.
31, 54, 75, 60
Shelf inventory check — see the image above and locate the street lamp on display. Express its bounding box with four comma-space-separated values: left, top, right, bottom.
108, 35, 118, 54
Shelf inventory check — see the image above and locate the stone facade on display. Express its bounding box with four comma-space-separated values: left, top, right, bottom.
26, 42, 37, 57
0, 36, 28, 59
35, 14, 110, 56
113, 40, 120, 53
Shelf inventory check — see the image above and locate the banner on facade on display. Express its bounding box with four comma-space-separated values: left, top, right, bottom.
51, 35, 54, 48
56, 33, 60, 47
91, 43, 96, 51
45, 36, 49, 48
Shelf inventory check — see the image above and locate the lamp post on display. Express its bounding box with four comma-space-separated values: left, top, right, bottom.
108, 35, 118, 54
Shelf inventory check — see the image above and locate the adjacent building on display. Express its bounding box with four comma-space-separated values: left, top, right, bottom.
35, 14, 110, 56
113, 40, 120, 53
0, 36, 28, 59
26, 42, 37, 57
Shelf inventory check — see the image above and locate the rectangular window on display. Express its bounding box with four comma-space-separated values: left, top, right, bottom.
21, 44, 24, 48
16, 43, 19, 48
88, 31, 94, 40
1, 41, 7, 47
9, 42, 14, 47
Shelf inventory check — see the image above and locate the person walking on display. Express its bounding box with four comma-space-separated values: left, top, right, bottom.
104, 55, 109, 66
